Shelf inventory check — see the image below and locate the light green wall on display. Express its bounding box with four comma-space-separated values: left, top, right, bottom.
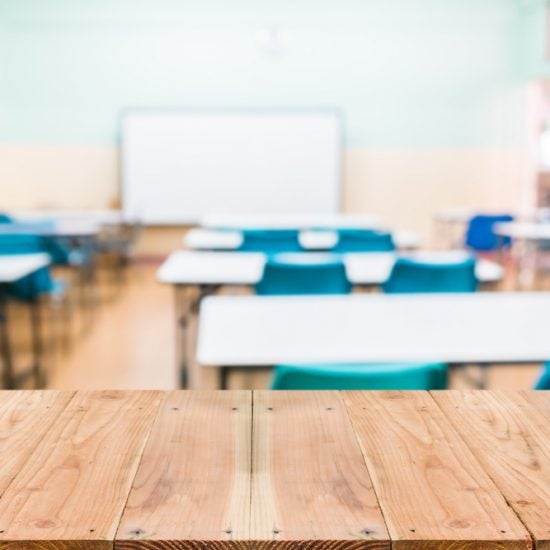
0, 0, 532, 147
517, 0, 550, 79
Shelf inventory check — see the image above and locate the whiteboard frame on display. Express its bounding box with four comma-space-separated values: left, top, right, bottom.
120, 108, 344, 225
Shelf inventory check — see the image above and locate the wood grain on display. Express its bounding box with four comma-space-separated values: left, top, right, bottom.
249, 391, 389, 549
0, 390, 163, 549
433, 390, 550, 550
0, 391, 74, 495
344, 391, 532, 550
519, 390, 550, 421
116, 391, 252, 549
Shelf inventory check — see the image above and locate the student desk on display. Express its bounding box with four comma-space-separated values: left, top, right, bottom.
0, 218, 104, 239
158, 250, 503, 287
0, 389, 546, 548
0, 253, 51, 388
184, 227, 422, 251
197, 292, 549, 389
433, 207, 473, 248
494, 221, 550, 288
158, 251, 504, 386
200, 212, 381, 229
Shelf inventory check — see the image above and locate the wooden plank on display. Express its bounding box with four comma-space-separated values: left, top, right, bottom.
433, 390, 550, 550
0, 391, 74, 495
116, 391, 252, 549
344, 391, 532, 550
0, 390, 163, 549
520, 390, 550, 421
249, 391, 389, 549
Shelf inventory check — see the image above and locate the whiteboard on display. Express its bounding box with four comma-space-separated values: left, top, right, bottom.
121, 111, 342, 224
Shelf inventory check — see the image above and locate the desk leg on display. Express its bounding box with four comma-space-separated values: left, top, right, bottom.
0, 292, 14, 389
29, 299, 45, 388
454, 363, 489, 389
220, 366, 230, 390
174, 286, 191, 389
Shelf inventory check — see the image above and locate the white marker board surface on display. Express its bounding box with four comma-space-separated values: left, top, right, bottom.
121, 111, 342, 224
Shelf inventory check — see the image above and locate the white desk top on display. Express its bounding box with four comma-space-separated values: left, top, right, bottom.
200, 213, 381, 230
11, 209, 125, 225
0, 254, 51, 283
0, 220, 100, 238
494, 222, 550, 240
157, 250, 503, 286
184, 228, 421, 251
197, 292, 550, 366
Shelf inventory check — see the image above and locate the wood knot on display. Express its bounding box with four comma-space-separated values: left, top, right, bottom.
449, 520, 470, 529
516, 500, 533, 506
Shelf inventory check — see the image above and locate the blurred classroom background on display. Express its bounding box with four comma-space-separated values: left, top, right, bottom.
1, 0, 550, 391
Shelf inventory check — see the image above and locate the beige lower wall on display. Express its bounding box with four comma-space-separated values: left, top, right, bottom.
0, 145, 120, 210
344, 148, 529, 243
0, 144, 529, 246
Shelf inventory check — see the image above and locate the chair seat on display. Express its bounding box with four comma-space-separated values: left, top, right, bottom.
271, 362, 448, 390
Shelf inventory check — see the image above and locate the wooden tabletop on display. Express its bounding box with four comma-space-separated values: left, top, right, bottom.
0, 390, 547, 549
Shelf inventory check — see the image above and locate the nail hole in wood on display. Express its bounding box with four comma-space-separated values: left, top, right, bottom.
410, 529, 415, 533
172, 407, 179, 411
232, 407, 238, 411
225, 529, 232, 534
89, 529, 95, 533
500, 530, 506, 534
326, 407, 333, 411
267, 407, 273, 411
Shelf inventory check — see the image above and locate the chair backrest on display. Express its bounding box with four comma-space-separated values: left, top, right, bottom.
534, 362, 550, 390
333, 229, 395, 253
238, 229, 302, 253
383, 256, 477, 293
271, 362, 448, 390
255, 254, 351, 295
0, 235, 56, 301
0, 233, 47, 255
0, 233, 69, 264
465, 214, 514, 251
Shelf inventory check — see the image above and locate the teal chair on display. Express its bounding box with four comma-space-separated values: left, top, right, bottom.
465, 214, 513, 252
0, 234, 66, 301
534, 363, 550, 389
383, 256, 478, 293
332, 229, 395, 253
256, 254, 351, 295
238, 229, 302, 253
271, 362, 448, 390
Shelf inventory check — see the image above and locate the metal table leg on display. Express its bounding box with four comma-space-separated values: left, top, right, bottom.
29, 299, 45, 388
